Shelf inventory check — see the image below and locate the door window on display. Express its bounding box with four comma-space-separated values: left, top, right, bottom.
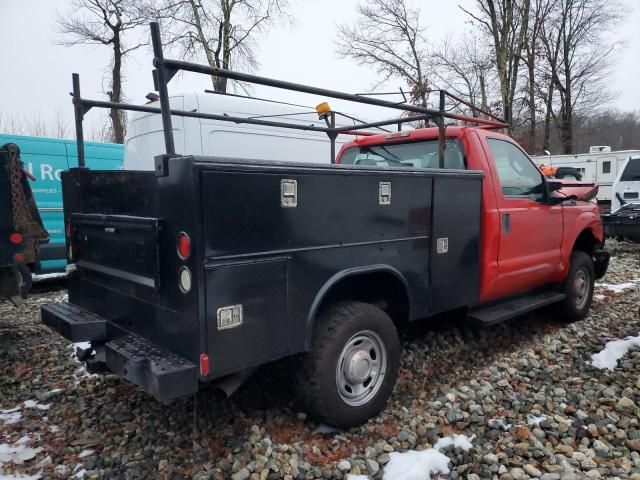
487, 138, 545, 201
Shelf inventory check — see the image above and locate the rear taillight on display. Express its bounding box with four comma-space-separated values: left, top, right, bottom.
200, 353, 210, 376
66, 222, 72, 238
177, 232, 191, 259
14, 253, 25, 264
9, 232, 23, 245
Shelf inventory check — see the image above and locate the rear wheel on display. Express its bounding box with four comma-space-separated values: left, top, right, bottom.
297, 301, 400, 429
560, 251, 595, 322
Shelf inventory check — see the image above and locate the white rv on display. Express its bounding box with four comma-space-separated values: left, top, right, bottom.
532, 146, 640, 205
611, 155, 640, 212
123, 92, 372, 171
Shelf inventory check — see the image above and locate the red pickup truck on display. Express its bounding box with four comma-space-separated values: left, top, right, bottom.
336, 126, 609, 315
42, 27, 610, 428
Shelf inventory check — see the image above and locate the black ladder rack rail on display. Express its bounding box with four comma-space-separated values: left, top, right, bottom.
71, 22, 509, 169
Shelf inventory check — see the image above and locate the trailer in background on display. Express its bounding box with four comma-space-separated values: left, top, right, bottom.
0, 134, 123, 273
532, 146, 640, 210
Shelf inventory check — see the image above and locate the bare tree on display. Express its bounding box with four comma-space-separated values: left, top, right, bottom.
0, 112, 56, 137
430, 33, 497, 116
52, 109, 70, 139
0, 110, 24, 136
57, 0, 151, 143
157, 0, 291, 93
335, 0, 430, 107
461, 0, 532, 129
539, 0, 622, 154
519, 0, 555, 153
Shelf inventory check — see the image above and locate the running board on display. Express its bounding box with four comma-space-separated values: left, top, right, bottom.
468, 291, 566, 326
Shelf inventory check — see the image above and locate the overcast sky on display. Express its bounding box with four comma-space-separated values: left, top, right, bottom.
0, 0, 638, 139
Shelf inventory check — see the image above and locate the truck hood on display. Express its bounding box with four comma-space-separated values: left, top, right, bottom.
549, 179, 599, 202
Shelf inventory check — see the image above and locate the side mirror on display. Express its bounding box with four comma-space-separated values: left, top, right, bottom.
548, 180, 563, 192
544, 180, 566, 205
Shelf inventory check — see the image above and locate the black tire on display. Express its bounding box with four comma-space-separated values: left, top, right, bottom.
297, 301, 400, 429
560, 251, 595, 322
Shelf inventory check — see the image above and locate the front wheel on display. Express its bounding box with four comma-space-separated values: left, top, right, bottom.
297, 301, 400, 429
560, 251, 595, 322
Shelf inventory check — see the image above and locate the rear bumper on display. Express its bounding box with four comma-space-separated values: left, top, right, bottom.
41, 302, 197, 402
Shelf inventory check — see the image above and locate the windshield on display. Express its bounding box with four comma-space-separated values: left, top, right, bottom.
621, 157, 640, 181
339, 139, 466, 169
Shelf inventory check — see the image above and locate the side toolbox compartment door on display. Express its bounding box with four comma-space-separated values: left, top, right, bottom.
429, 175, 482, 313
204, 258, 289, 377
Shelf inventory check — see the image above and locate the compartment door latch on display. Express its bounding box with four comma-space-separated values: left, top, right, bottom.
379, 181, 391, 205
281, 179, 298, 208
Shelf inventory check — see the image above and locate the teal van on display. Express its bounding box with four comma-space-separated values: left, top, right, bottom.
0, 134, 123, 273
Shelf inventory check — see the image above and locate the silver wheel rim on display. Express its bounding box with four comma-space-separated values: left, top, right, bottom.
573, 269, 590, 310
336, 330, 387, 407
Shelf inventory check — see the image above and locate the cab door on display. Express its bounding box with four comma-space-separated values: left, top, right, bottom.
485, 138, 564, 298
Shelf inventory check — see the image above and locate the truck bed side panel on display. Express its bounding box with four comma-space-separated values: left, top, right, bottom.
197, 160, 481, 376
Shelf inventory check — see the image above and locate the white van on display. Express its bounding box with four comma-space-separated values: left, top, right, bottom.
611, 155, 640, 212
123, 92, 367, 170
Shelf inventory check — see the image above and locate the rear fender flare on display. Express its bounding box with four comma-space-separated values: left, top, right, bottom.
304, 264, 411, 350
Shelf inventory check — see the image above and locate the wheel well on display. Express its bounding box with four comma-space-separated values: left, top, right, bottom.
573, 229, 598, 254
312, 270, 410, 328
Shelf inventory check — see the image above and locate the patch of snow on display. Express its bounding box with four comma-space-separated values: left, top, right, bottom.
487, 418, 512, 430
32, 292, 68, 305
48, 389, 63, 395
346, 476, 370, 480
313, 424, 342, 435
72, 468, 87, 479
594, 294, 605, 301
0, 472, 42, 480
69, 342, 91, 360
22, 401, 49, 412
0, 407, 20, 414
595, 281, 639, 294
32, 272, 67, 282
0, 441, 43, 465
382, 434, 474, 480
0, 412, 21, 425
54, 293, 68, 303
433, 435, 474, 450
527, 414, 548, 426
590, 333, 640, 370
78, 450, 93, 459
68, 343, 98, 384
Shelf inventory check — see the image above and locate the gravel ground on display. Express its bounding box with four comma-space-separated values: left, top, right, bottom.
1, 240, 639, 480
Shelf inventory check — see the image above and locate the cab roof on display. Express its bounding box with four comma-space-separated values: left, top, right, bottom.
339, 126, 470, 151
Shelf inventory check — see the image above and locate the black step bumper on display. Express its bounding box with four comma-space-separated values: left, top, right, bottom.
41, 302, 198, 402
